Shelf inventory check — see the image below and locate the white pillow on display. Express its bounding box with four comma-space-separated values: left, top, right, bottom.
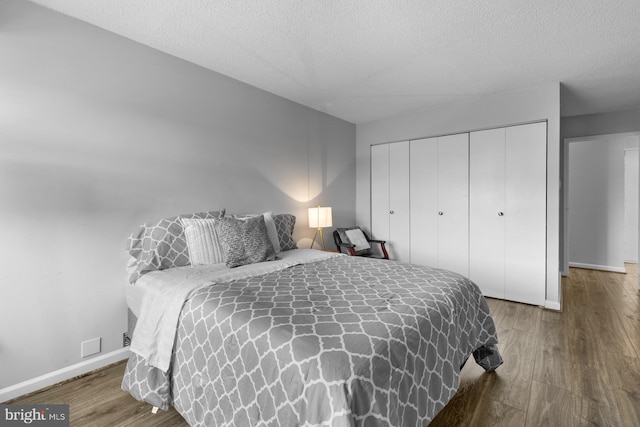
262, 212, 281, 254
345, 228, 371, 251
180, 218, 225, 265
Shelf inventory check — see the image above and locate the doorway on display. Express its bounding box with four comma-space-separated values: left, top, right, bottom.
564, 132, 640, 277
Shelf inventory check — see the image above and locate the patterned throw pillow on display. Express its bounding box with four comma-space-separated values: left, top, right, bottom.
214, 216, 277, 268
180, 218, 225, 266
126, 209, 225, 283
337, 226, 372, 256
273, 214, 297, 251
229, 212, 281, 254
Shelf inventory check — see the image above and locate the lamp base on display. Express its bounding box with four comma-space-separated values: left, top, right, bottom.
310, 228, 326, 251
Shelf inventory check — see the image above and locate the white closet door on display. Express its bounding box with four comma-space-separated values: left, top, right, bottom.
389, 141, 411, 262
437, 133, 469, 276
410, 137, 438, 266
470, 128, 506, 299
371, 144, 390, 248
505, 122, 547, 305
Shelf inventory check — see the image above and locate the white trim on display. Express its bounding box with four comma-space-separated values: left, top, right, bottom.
0, 348, 129, 403
544, 300, 561, 311
568, 262, 626, 273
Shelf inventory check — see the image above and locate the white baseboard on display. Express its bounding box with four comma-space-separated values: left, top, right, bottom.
545, 300, 561, 311
0, 348, 130, 403
568, 262, 626, 273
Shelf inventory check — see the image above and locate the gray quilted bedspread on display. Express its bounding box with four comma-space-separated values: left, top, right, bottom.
122, 255, 502, 426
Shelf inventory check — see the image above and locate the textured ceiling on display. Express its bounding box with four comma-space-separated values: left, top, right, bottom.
26, 0, 640, 123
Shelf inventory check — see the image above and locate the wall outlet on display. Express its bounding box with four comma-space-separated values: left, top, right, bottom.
123, 332, 131, 347
81, 337, 101, 358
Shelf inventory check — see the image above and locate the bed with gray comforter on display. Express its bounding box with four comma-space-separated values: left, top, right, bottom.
122, 254, 502, 426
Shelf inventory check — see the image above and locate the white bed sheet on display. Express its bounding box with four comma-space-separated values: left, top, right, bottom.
129, 249, 342, 372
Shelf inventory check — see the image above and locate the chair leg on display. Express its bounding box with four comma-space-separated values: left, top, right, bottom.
380, 243, 389, 260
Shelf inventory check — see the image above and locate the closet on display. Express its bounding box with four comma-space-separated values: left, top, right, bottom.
370, 122, 547, 305
410, 133, 469, 276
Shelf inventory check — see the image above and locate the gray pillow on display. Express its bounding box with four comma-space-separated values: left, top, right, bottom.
126, 209, 225, 283
214, 215, 277, 268
273, 214, 297, 251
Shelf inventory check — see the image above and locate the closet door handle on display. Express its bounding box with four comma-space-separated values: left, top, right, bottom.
498, 212, 504, 216
438, 212, 443, 216
389, 210, 395, 214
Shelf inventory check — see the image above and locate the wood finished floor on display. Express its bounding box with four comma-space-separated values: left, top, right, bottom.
7, 265, 640, 426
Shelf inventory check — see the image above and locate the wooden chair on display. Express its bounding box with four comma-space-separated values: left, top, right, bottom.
333, 227, 389, 259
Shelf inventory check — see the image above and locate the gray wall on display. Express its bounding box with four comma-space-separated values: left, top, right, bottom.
0, 0, 355, 390
568, 137, 626, 271
562, 109, 640, 140
624, 144, 639, 263
356, 83, 561, 309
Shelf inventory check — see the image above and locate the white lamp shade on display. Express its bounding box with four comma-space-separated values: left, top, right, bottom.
308, 206, 332, 228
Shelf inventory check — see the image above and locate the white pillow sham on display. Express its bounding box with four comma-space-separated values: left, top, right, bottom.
180, 218, 225, 265
262, 212, 281, 254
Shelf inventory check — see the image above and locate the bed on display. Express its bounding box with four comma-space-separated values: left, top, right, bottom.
121, 210, 502, 426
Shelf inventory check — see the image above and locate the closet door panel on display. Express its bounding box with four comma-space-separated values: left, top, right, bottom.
389, 141, 411, 262
371, 144, 390, 247
505, 122, 547, 305
410, 138, 438, 267
437, 133, 469, 276
470, 128, 506, 299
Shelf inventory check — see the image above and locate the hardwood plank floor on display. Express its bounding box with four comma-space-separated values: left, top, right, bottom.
432, 264, 640, 426
6, 265, 640, 426
6, 362, 188, 426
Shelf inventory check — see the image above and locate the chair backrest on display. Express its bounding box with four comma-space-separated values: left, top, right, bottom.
332, 230, 343, 251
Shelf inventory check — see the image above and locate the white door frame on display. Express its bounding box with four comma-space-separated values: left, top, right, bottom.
562, 131, 640, 289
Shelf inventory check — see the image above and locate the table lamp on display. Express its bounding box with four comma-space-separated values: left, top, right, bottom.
308, 205, 332, 250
